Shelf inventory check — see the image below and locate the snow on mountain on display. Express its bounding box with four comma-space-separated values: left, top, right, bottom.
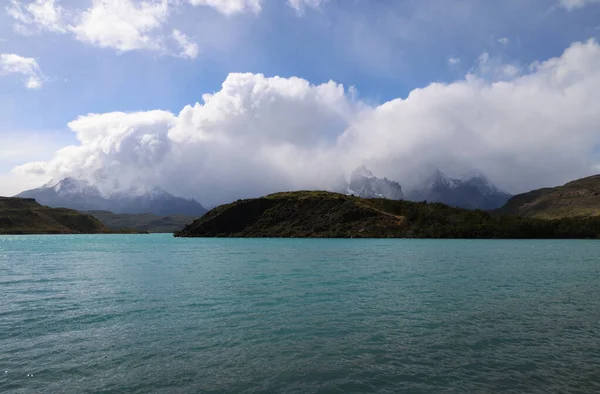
460, 172, 501, 196
346, 166, 404, 200
406, 169, 511, 210
16, 178, 207, 216
51, 177, 104, 197
352, 165, 376, 180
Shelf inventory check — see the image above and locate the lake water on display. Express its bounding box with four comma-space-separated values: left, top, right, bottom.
1, 235, 599, 393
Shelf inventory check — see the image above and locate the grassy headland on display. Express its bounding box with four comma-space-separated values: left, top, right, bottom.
174, 191, 600, 239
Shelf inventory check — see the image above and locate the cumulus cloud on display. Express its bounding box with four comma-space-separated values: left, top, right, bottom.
0, 53, 44, 88
559, 0, 600, 10
70, 0, 170, 52
172, 29, 199, 59
13, 40, 600, 206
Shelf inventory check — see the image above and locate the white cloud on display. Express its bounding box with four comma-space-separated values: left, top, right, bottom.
559, 0, 600, 10
0, 131, 72, 196
470, 52, 521, 81
498, 37, 509, 45
6, 0, 67, 34
0, 53, 44, 89
172, 29, 199, 59
188, 0, 262, 15
12, 40, 600, 205
4, 0, 274, 56
448, 57, 460, 65
5, 0, 203, 57
70, 0, 170, 52
287, 0, 325, 14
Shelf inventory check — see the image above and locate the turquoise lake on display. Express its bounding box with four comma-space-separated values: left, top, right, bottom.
1, 235, 599, 393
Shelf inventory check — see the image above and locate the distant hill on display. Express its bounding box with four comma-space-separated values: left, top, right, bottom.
17, 178, 207, 216
174, 191, 600, 239
0, 197, 109, 234
87, 211, 196, 233
497, 174, 600, 219
406, 169, 512, 210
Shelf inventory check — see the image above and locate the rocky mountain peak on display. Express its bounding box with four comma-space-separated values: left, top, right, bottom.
16, 178, 206, 216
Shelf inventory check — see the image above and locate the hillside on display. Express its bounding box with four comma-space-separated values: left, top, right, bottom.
0, 197, 109, 234
497, 175, 600, 219
174, 191, 600, 239
87, 211, 196, 233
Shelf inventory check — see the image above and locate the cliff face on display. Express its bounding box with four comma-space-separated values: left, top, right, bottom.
0, 197, 108, 234
174, 191, 600, 239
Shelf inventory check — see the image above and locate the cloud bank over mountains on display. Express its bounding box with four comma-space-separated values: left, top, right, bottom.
13, 40, 600, 207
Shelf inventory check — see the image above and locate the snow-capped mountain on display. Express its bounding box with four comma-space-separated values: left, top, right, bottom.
16, 178, 207, 216
406, 169, 511, 210
346, 165, 405, 200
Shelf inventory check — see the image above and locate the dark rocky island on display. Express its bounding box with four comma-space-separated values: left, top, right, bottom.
174, 191, 600, 239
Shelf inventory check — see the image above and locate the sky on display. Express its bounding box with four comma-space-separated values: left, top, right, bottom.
1, 0, 600, 206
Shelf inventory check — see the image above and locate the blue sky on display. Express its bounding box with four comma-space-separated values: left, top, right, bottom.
1, 0, 600, 202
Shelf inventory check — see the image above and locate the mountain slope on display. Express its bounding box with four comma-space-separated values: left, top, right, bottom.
17, 178, 207, 216
347, 166, 404, 200
87, 211, 196, 233
406, 170, 511, 210
174, 191, 600, 239
0, 197, 108, 234
497, 174, 600, 218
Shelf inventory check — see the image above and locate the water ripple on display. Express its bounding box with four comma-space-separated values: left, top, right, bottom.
0, 235, 599, 393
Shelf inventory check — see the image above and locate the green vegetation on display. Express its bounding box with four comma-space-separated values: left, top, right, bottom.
87, 211, 196, 233
0, 197, 109, 234
174, 191, 600, 239
497, 174, 600, 219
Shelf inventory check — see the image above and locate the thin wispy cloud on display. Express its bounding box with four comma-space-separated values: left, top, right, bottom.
0, 53, 44, 88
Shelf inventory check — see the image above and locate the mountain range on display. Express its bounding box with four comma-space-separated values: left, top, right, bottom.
16, 178, 207, 217
5, 173, 599, 234
17, 168, 511, 216
405, 169, 512, 210
346, 165, 405, 200
339, 166, 511, 210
